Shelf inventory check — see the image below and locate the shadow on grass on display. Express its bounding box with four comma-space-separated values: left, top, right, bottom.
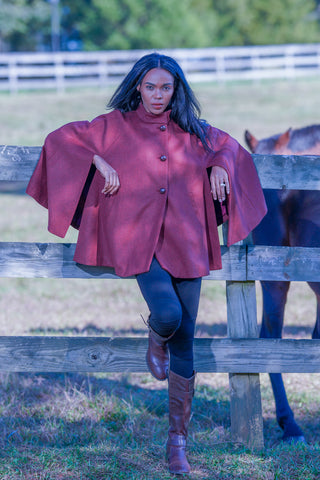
0, 372, 320, 479
29, 323, 148, 337
0, 371, 231, 446
28, 321, 316, 342
29, 322, 231, 338
196, 322, 314, 338
0, 371, 232, 479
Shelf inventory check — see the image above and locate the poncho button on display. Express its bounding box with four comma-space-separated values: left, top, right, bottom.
159, 188, 166, 194
160, 155, 167, 161
160, 125, 167, 131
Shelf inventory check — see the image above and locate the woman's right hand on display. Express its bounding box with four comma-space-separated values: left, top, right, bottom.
93, 154, 120, 195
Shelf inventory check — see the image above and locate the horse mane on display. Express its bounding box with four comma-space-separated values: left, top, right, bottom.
289, 124, 320, 151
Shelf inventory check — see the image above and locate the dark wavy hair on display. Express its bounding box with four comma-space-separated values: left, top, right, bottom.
107, 53, 212, 151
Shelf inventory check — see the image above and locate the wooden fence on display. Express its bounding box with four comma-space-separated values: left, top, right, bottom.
1, 43, 320, 92
0, 145, 320, 450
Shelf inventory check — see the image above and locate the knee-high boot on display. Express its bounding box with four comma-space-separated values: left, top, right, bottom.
146, 325, 175, 381
166, 370, 195, 475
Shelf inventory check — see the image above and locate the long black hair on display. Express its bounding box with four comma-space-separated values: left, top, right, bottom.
107, 53, 212, 151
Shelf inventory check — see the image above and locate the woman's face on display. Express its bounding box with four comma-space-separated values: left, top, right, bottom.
137, 68, 174, 115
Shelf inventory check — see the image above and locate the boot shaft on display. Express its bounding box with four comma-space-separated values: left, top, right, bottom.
166, 370, 195, 475
168, 370, 195, 438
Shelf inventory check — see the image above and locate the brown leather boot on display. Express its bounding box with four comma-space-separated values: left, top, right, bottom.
147, 326, 174, 381
166, 370, 195, 475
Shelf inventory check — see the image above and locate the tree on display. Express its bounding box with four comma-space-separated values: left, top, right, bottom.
62, 0, 217, 50
0, 0, 51, 51
210, 0, 320, 46
1, 0, 319, 52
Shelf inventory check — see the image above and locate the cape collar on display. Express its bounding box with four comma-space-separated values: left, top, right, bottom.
135, 102, 171, 124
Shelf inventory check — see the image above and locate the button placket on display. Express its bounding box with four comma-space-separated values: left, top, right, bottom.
158, 124, 168, 195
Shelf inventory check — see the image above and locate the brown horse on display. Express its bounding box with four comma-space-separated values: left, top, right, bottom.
245, 125, 320, 443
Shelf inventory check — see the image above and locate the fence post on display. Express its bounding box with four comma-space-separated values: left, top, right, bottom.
216, 51, 226, 80
223, 224, 264, 450
285, 45, 295, 79
8, 56, 18, 94
54, 53, 65, 93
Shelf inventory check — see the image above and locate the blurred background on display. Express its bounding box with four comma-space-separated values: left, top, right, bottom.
1, 0, 320, 52
0, 3, 320, 477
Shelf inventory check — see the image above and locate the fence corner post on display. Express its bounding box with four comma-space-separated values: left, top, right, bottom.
223, 223, 264, 451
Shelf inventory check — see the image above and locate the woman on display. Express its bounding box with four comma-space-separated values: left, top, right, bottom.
27, 53, 267, 475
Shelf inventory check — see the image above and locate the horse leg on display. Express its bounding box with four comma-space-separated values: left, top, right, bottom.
308, 282, 320, 339
291, 202, 320, 339
260, 280, 305, 442
269, 374, 304, 442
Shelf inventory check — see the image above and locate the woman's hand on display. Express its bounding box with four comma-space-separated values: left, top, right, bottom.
210, 166, 230, 203
93, 154, 120, 195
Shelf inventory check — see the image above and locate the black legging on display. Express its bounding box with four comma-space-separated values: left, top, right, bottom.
136, 256, 202, 378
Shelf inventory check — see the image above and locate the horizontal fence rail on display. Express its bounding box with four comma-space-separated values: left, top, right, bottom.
0, 242, 246, 281
1, 146, 320, 190
0, 242, 319, 283
0, 337, 319, 374
1, 43, 320, 92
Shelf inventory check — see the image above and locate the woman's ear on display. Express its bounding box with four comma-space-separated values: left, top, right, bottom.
136, 84, 141, 92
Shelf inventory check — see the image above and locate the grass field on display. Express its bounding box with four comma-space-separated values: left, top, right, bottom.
0, 77, 320, 479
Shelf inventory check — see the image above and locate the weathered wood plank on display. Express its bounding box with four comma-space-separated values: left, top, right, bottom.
0, 242, 125, 279
205, 245, 247, 280
0, 242, 246, 281
252, 154, 320, 190
0, 337, 318, 373
0, 147, 320, 191
226, 280, 264, 450
228, 374, 263, 448
203, 338, 320, 373
1, 243, 319, 282
0, 146, 40, 181
247, 245, 320, 281
226, 281, 258, 338
223, 227, 264, 450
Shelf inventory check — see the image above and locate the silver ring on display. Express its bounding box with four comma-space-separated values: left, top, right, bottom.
220, 182, 226, 186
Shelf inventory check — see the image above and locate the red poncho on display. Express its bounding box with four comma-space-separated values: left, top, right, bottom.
26, 104, 267, 278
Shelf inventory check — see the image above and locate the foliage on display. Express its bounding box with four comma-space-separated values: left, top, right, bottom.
63, 0, 216, 50
0, 0, 51, 51
63, 0, 320, 50
210, 0, 320, 46
0, 0, 319, 52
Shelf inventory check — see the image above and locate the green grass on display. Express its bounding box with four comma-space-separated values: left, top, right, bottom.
1, 76, 320, 146
0, 372, 320, 479
0, 77, 320, 478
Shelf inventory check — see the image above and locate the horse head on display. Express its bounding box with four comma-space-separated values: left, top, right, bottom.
245, 128, 292, 154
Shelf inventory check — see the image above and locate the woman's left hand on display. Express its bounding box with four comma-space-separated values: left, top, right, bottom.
210, 166, 230, 203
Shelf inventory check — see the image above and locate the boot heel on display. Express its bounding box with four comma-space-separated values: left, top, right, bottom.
166, 435, 190, 474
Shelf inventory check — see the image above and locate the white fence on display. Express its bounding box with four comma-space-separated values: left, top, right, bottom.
1, 43, 320, 92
